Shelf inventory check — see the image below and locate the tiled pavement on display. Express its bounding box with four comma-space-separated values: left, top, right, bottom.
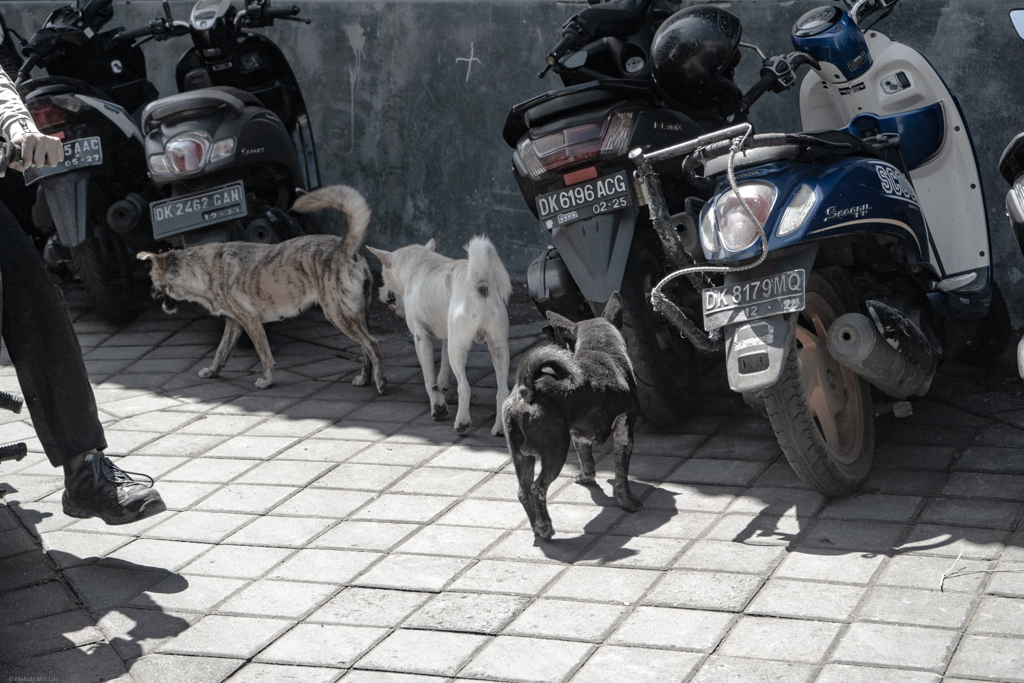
1, 288, 1024, 683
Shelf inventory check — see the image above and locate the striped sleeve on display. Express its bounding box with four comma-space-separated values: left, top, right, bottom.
0, 68, 38, 141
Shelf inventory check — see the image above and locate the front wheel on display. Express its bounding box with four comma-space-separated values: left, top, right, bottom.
762, 272, 874, 496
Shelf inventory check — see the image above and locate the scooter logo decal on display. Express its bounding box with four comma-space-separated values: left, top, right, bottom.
839, 82, 865, 96
874, 163, 920, 205
825, 204, 871, 221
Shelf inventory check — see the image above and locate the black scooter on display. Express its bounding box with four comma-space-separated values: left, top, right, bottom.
504, 0, 751, 425
122, 0, 318, 247
14, 0, 166, 322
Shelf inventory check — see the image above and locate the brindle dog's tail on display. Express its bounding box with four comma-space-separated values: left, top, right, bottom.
292, 185, 372, 257
514, 345, 580, 403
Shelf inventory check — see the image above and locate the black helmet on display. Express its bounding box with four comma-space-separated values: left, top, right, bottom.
651, 6, 743, 113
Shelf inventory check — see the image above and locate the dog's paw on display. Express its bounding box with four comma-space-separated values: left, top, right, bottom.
490, 423, 504, 437
532, 523, 555, 540
618, 497, 643, 513
198, 367, 217, 379
255, 377, 273, 389
454, 419, 472, 433
352, 371, 370, 387
375, 381, 388, 396
574, 472, 597, 485
431, 402, 449, 420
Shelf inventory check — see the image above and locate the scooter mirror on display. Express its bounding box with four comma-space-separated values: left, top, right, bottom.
1011, 9, 1024, 40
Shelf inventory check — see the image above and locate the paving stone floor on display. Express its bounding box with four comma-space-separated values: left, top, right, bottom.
1, 287, 1023, 682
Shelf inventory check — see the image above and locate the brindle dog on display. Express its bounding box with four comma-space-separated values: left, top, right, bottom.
139, 185, 386, 393
502, 291, 643, 539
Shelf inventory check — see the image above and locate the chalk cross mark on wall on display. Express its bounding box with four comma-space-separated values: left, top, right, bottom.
456, 43, 481, 83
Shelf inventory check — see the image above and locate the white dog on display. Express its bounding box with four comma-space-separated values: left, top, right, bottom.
368, 237, 511, 435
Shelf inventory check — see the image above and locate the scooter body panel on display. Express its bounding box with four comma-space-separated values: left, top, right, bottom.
798, 30, 989, 281
702, 157, 932, 271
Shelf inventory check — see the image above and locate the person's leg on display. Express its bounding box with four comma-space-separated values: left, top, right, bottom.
0, 200, 164, 524
0, 200, 103, 467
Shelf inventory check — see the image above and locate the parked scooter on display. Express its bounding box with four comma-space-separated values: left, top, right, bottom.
14, 0, 167, 322
1004, 11, 1024, 379
123, 0, 318, 248
632, 0, 1010, 495
504, 0, 764, 425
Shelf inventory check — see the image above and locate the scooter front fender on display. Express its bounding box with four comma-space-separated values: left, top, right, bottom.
39, 171, 90, 248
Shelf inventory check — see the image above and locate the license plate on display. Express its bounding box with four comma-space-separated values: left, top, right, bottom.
535, 171, 631, 228
150, 181, 247, 239
23, 136, 103, 184
702, 268, 806, 331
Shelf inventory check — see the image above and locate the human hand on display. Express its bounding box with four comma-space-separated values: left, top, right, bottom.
10, 131, 64, 171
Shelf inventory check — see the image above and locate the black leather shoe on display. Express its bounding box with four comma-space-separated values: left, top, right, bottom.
62, 453, 167, 525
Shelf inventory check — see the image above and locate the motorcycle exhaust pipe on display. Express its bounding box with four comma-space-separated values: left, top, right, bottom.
107, 193, 149, 236
826, 303, 937, 400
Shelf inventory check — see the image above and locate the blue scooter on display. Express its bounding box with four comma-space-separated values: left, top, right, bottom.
632, 0, 1006, 495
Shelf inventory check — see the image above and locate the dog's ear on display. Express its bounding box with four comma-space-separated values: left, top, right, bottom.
424, 238, 436, 252
366, 246, 392, 269
545, 311, 577, 344
137, 251, 158, 262
603, 291, 624, 329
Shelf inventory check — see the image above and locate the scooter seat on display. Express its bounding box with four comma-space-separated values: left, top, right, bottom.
140, 87, 265, 133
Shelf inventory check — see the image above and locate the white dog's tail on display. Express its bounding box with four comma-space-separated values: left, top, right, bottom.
466, 236, 512, 303
291, 185, 372, 257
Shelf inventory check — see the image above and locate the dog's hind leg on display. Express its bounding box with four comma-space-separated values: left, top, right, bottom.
233, 313, 275, 389
322, 305, 388, 395
199, 318, 244, 380
530, 432, 570, 539
510, 444, 540, 535
438, 339, 452, 394
413, 332, 448, 420
448, 335, 473, 433
573, 439, 597, 485
611, 413, 643, 512
485, 330, 510, 437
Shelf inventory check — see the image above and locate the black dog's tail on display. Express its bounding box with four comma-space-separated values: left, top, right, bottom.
514, 345, 580, 403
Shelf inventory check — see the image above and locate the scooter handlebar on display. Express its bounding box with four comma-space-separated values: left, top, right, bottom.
15, 54, 42, 86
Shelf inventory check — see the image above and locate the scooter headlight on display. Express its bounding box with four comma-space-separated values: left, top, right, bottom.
715, 182, 777, 252
163, 132, 211, 174
776, 184, 817, 237
700, 204, 719, 253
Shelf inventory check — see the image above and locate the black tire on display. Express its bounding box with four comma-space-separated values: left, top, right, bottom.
618, 230, 698, 426
762, 272, 874, 496
70, 224, 144, 324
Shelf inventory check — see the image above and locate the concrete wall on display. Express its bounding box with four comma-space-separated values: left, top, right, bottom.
7, 0, 1024, 320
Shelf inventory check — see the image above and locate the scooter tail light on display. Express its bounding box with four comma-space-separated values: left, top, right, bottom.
600, 111, 636, 155
209, 137, 236, 163
149, 154, 171, 174
776, 184, 817, 237
715, 182, 777, 252
517, 110, 638, 180
164, 133, 211, 174
515, 138, 546, 180
27, 103, 67, 131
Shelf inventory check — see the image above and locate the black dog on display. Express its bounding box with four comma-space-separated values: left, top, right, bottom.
503, 291, 643, 539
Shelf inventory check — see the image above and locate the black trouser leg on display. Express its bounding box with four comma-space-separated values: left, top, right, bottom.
0, 200, 106, 467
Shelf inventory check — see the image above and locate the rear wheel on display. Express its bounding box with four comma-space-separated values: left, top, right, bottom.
70, 223, 144, 324
762, 272, 874, 496
618, 229, 697, 426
